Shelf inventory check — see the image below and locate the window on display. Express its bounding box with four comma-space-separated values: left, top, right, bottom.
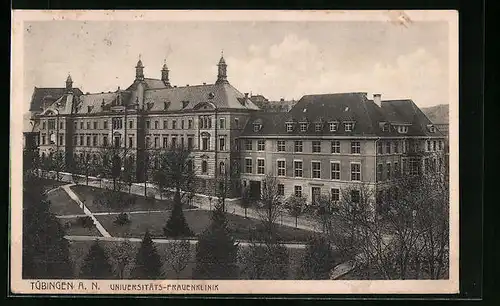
394, 141, 399, 153
257, 140, 265, 151
403, 140, 408, 153
154, 137, 159, 148
244, 140, 252, 150
331, 162, 340, 180
146, 120, 150, 129
294, 160, 303, 177
219, 162, 225, 175
312, 141, 321, 153
377, 164, 383, 182
59, 134, 64, 146
377, 142, 383, 154
163, 120, 168, 129
234, 118, 239, 128
92, 121, 97, 129
103, 120, 108, 129
146, 137, 151, 148
171, 137, 177, 148
329, 122, 338, 132
257, 159, 265, 174
300, 122, 308, 132
278, 184, 285, 196
331, 188, 340, 202
386, 142, 391, 154
60, 121, 64, 129
73, 135, 77, 145
73, 121, 77, 130
188, 137, 193, 150
427, 140, 431, 152
162, 137, 168, 148
294, 185, 302, 197
103, 135, 108, 146
201, 160, 208, 174
154, 121, 159, 129
439, 140, 443, 150
277, 160, 286, 176
398, 126, 409, 134
48, 119, 55, 129
172, 120, 177, 130
245, 158, 253, 174
253, 124, 261, 132
114, 136, 120, 147
181, 120, 185, 129
219, 118, 225, 129
202, 137, 209, 151
128, 137, 133, 148
86, 122, 90, 129
351, 163, 361, 181
331, 141, 340, 154
286, 123, 294, 132
294, 141, 303, 153
80, 121, 84, 129
315, 123, 322, 132
219, 137, 226, 151
188, 119, 193, 129
344, 122, 353, 132
394, 162, 399, 177
386, 163, 391, 180
42, 121, 47, 129
433, 140, 437, 151
410, 159, 419, 175
277, 140, 285, 152
42, 134, 46, 145
181, 137, 185, 149
93, 135, 98, 146
351, 190, 360, 203
351, 141, 361, 154
312, 161, 321, 178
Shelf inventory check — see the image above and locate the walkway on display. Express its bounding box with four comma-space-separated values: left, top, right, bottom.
64, 235, 308, 249
55, 208, 201, 219
61, 184, 111, 238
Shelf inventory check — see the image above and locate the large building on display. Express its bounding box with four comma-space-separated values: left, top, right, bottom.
26, 55, 446, 204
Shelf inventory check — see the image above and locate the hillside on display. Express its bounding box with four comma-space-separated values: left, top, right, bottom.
421, 104, 449, 124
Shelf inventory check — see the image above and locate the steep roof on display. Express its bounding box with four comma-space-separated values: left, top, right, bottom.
143, 82, 260, 112
73, 91, 133, 115
241, 93, 443, 137
29, 87, 83, 112
144, 78, 167, 89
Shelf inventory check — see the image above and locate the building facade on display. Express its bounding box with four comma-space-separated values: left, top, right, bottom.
27, 56, 446, 204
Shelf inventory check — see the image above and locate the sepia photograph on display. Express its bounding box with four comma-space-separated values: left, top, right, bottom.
10, 10, 459, 294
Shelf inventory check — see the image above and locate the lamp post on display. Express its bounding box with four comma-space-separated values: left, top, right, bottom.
54, 104, 61, 179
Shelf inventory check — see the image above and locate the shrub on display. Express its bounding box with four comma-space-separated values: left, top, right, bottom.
77, 216, 94, 228
113, 212, 131, 226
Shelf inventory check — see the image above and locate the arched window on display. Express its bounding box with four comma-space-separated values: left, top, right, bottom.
201, 160, 208, 174
219, 161, 225, 175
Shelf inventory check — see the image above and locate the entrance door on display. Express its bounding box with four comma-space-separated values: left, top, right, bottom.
311, 187, 321, 204
249, 180, 261, 200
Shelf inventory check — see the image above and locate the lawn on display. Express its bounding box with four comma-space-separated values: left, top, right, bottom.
67, 238, 307, 279
47, 188, 84, 216
70, 185, 196, 213
95, 209, 315, 242
58, 216, 102, 237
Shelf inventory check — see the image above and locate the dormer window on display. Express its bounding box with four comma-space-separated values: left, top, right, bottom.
253, 123, 262, 132
379, 122, 389, 132
344, 122, 355, 132
299, 122, 308, 132
285, 122, 294, 133
397, 126, 409, 134
163, 101, 170, 110
314, 123, 323, 132
427, 124, 436, 133
329, 122, 338, 132
182, 101, 189, 109
87, 106, 92, 113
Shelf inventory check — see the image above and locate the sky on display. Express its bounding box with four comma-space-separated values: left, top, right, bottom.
23, 20, 450, 111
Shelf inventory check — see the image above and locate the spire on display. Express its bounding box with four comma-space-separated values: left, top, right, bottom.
161, 58, 171, 87
216, 51, 228, 84
65, 73, 73, 91
135, 55, 144, 81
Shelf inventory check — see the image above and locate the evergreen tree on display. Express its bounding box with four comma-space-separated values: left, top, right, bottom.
297, 236, 336, 279
79, 240, 114, 279
163, 197, 194, 238
130, 231, 163, 279
22, 176, 74, 279
193, 202, 239, 279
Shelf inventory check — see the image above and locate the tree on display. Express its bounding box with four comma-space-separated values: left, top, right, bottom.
98, 144, 123, 191
121, 155, 135, 194
297, 236, 336, 279
239, 185, 253, 218
70, 155, 84, 185
193, 203, 239, 279
109, 240, 135, 279
23, 147, 40, 177
165, 240, 192, 279
47, 148, 65, 181
158, 144, 195, 237
255, 174, 284, 241
130, 231, 163, 279
79, 240, 114, 279
22, 176, 74, 279
284, 195, 307, 228
239, 241, 289, 280
314, 193, 336, 234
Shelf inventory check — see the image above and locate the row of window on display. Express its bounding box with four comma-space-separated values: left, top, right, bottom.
41, 119, 63, 130
40, 133, 64, 146
283, 121, 355, 133
243, 158, 362, 181
274, 184, 359, 204
146, 118, 194, 130
244, 140, 361, 154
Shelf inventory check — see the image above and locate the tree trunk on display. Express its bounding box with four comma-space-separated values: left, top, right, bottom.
295, 216, 298, 228
245, 207, 247, 218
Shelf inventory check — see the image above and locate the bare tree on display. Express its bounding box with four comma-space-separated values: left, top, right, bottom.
97, 144, 123, 191
239, 186, 253, 218
164, 240, 192, 279
109, 240, 135, 279
256, 174, 284, 242
284, 194, 307, 228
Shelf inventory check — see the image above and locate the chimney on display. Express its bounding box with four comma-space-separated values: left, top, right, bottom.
280, 98, 285, 102
373, 93, 382, 107
244, 93, 249, 99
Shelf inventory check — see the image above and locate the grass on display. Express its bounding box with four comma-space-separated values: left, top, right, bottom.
59, 217, 102, 237
95, 209, 315, 242
70, 185, 195, 213
67, 239, 307, 279
47, 188, 84, 216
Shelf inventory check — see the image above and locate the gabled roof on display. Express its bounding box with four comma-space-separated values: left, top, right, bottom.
74, 92, 129, 115
143, 82, 260, 112
241, 92, 444, 137
29, 87, 83, 112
